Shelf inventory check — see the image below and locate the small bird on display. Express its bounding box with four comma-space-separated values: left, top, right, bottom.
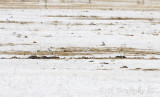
6, 19, 10, 23
52, 53, 56, 56
36, 50, 40, 55
48, 48, 52, 52
36, 50, 40, 53
87, 47, 90, 51
16, 34, 21, 38
101, 41, 105, 46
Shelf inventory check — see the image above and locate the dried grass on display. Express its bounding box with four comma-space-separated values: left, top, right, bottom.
0, 21, 33, 24
0, 47, 159, 56
0, 2, 160, 11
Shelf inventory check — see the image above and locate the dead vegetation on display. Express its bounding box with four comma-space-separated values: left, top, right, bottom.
0, 47, 160, 58
0, 43, 33, 46
143, 69, 160, 71
131, 68, 160, 71
28, 55, 60, 59
0, 21, 33, 24
97, 68, 109, 70
120, 66, 128, 68
124, 34, 134, 36
115, 56, 126, 59
131, 68, 142, 70
100, 62, 109, 64
75, 17, 158, 21
45, 15, 159, 21
0, 2, 160, 11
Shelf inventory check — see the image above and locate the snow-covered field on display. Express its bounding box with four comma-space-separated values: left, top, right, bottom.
0, 1, 160, 97
0, 59, 160, 97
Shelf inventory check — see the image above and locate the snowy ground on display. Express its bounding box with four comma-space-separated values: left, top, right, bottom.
0, 59, 160, 97
0, 9, 160, 59
0, 1, 160, 97
0, 9, 160, 49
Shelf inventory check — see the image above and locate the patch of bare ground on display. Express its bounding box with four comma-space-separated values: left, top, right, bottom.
93, 0, 136, 3
75, 17, 158, 21
28, 55, 60, 59
0, 43, 33, 46
120, 66, 128, 68
149, 56, 159, 60
45, 15, 158, 21
131, 68, 160, 71
131, 68, 142, 71
0, 2, 160, 11
151, 21, 160, 25
143, 69, 160, 71
100, 62, 109, 64
124, 34, 134, 36
0, 21, 33, 24
0, 47, 160, 57
75, 57, 145, 60
97, 68, 110, 70
50, 21, 119, 26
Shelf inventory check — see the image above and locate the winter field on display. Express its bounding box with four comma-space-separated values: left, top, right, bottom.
0, 0, 160, 97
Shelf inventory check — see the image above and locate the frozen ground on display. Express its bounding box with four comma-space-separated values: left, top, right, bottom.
0, 1, 160, 97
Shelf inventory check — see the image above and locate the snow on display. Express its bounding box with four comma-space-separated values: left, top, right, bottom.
0, 60, 160, 97
0, 1, 160, 97
0, 59, 160, 97
0, 9, 160, 52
